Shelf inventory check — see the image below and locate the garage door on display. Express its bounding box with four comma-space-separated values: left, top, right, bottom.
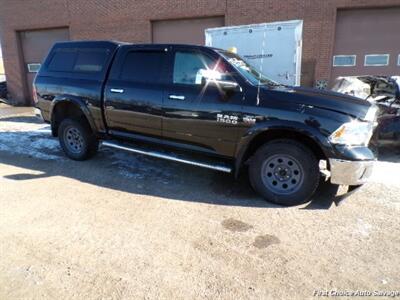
20, 28, 69, 104
331, 8, 400, 83
152, 16, 224, 45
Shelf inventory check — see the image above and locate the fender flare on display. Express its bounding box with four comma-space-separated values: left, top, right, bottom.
234, 120, 333, 178
50, 95, 97, 135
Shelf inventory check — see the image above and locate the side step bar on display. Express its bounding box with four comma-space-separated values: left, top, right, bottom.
101, 141, 232, 173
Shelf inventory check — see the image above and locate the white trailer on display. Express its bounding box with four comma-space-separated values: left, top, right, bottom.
205, 20, 303, 86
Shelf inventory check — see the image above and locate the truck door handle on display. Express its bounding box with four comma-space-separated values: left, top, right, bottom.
110, 88, 124, 94
169, 95, 185, 100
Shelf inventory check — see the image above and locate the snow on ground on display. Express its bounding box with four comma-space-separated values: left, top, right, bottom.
107, 149, 175, 182
0, 119, 59, 160
0, 115, 176, 181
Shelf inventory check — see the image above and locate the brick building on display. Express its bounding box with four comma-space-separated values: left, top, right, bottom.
0, 0, 399, 105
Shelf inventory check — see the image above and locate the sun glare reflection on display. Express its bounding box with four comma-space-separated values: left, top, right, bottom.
198, 56, 226, 97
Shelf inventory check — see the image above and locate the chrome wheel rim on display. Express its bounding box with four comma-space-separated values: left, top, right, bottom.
261, 154, 304, 195
64, 126, 84, 154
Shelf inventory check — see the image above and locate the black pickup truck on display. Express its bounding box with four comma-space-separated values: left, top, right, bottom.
34, 41, 378, 205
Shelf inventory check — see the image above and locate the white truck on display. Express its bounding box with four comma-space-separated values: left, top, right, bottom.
205, 20, 303, 86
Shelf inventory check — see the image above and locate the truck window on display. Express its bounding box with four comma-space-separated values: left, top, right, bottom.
173, 51, 232, 86
47, 48, 109, 73
173, 52, 214, 85
120, 51, 166, 83
48, 49, 76, 72
218, 50, 278, 86
74, 49, 109, 72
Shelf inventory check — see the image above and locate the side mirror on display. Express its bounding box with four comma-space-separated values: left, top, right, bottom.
198, 69, 240, 92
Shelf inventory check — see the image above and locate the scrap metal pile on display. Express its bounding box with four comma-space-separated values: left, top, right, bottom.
332, 76, 400, 140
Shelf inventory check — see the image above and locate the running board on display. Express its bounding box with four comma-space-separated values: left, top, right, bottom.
101, 141, 232, 173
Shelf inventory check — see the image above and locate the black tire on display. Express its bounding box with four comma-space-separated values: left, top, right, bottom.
58, 118, 98, 161
249, 139, 320, 206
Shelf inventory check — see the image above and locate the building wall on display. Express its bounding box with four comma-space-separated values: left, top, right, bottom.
0, 0, 399, 105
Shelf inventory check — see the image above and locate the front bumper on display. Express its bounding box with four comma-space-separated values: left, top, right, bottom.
329, 159, 374, 186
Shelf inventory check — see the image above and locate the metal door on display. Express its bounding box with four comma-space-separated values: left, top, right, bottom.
19, 28, 69, 104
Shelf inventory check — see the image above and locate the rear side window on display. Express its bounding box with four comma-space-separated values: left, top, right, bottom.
47, 48, 109, 73
120, 51, 166, 83
48, 49, 76, 72
74, 50, 108, 72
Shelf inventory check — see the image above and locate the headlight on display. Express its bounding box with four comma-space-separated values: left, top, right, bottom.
329, 120, 374, 146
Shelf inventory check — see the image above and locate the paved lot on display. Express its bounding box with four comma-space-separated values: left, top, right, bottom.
0, 105, 400, 299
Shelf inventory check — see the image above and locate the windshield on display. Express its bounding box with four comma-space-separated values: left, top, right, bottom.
218, 50, 280, 86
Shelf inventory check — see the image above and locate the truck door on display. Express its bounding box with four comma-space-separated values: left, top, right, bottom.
163, 48, 244, 157
104, 46, 168, 138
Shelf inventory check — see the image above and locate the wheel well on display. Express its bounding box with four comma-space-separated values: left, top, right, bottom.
241, 129, 327, 165
51, 102, 89, 137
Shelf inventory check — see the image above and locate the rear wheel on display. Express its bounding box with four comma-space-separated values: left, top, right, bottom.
249, 139, 320, 206
58, 118, 98, 160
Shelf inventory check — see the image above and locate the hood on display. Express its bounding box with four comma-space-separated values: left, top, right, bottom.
264, 85, 371, 120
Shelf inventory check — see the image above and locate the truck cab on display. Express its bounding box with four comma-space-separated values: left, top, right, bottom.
34, 41, 378, 206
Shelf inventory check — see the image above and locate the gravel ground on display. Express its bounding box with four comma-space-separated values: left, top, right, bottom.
0, 105, 399, 299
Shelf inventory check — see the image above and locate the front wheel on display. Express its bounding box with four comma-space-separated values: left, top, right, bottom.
58, 118, 98, 161
249, 139, 320, 206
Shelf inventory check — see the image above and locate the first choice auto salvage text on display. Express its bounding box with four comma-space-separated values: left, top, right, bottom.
313, 290, 400, 297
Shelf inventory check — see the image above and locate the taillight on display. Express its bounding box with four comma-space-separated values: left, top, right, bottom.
32, 85, 38, 105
